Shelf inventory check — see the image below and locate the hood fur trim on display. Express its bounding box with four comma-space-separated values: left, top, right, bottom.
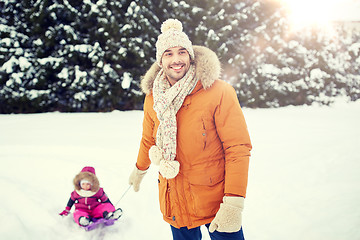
73, 171, 100, 193
141, 45, 221, 94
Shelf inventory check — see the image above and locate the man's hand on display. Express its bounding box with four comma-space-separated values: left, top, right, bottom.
209, 196, 244, 233
129, 166, 147, 192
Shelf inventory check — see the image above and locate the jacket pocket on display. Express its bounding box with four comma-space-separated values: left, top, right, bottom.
187, 169, 224, 218
200, 114, 218, 152
158, 174, 171, 218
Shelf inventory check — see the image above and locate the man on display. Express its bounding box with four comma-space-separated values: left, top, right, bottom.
129, 19, 252, 240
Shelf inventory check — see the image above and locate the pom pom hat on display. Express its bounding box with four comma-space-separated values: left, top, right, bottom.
155, 19, 195, 66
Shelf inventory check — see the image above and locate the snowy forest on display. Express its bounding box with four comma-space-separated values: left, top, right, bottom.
1, 0, 359, 113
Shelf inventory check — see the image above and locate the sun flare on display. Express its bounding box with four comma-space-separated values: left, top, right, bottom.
280, 0, 344, 29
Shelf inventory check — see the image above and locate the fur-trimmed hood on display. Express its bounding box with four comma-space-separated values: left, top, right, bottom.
141, 45, 221, 95
73, 167, 100, 193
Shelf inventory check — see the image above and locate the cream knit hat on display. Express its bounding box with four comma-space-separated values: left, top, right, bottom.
155, 19, 195, 66
80, 179, 92, 186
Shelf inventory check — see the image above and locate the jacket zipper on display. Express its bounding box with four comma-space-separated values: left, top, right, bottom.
85, 197, 91, 209
202, 118, 207, 150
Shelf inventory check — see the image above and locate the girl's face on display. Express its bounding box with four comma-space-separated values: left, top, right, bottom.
80, 182, 92, 191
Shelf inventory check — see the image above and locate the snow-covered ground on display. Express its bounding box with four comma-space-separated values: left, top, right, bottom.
1, 100, 359, 240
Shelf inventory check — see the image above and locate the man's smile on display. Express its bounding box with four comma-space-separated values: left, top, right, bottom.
170, 65, 184, 71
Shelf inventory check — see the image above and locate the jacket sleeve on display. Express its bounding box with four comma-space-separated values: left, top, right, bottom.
214, 83, 252, 198
99, 189, 113, 204
66, 197, 75, 209
136, 95, 155, 170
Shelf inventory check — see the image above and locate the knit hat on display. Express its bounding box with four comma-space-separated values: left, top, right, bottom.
155, 19, 194, 66
80, 179, 92, 186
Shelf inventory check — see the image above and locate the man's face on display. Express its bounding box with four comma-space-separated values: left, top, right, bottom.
160, 46, 191, 86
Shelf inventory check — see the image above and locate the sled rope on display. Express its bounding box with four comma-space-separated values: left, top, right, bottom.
114, 185, 131, 207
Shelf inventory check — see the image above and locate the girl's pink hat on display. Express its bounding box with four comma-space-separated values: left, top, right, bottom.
81, 166, 96, 175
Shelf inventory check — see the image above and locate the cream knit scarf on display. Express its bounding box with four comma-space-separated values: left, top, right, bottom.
149, 64, 196, 179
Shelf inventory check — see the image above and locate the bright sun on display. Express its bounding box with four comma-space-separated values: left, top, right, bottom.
280, 0, 342, 28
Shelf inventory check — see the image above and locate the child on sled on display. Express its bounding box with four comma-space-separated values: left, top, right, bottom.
59, 166, 122, 227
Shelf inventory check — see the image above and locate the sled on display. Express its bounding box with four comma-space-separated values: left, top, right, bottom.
84, 218, 117, 231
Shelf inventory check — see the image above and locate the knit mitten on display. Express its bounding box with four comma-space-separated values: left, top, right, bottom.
159, 159, 180, 179
209, 196, 244, 233
59, 206, 71, 216
129, 166, 147, 192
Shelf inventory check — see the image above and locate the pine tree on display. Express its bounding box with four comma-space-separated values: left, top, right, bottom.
1, 0, 358, 113
220, 0, 290, 107
0, 0, 41, 113
0, 0, 148, 113
338, 24, 360, 101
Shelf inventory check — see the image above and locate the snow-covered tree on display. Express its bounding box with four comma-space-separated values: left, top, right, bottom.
1, 0, 359, 113
1, 0, 146, 113
337, 24, 360, 101
0, 0, 40, 113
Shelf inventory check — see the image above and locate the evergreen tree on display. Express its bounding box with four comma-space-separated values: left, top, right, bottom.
338, 24, 360, 101
1, 0, 146, 113
0, 0, 40, 113
1, 0, 359, 113
222, 0, 290, 107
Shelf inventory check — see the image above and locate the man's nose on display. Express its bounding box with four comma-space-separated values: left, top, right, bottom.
171, 54, 181, 64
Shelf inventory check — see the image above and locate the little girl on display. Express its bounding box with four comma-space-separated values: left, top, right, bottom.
59, 166, 122, 227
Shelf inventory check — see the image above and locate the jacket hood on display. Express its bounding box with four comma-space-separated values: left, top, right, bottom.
141, 45, 221, 95
73, 166, 100, 193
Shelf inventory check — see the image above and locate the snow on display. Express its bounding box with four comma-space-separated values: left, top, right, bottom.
74, 66, 87, 86
310, 68, 330, 80
1, 101, 360, 240
1, 56, 17, 74
33, 39, 43, 46
122, 72, 132, 89
1, 37, 12, 47
349, 42, 360, 56
37, 57, 63, 67
58, 68, 69, 79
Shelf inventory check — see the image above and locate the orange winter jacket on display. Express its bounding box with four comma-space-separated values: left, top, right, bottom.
136, 46, 252, 229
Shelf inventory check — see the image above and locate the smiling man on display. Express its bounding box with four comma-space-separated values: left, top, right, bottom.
129, 19, 252, 240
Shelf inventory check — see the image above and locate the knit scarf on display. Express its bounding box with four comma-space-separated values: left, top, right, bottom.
149, 64, 196, 179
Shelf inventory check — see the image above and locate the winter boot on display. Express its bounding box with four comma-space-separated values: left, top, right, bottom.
104, 208, 123, 220
111, 208, 123, 220
103, 211, 112, 219
79, 216, 91, 227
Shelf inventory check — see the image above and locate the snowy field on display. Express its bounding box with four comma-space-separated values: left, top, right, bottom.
1, 100, 359, 240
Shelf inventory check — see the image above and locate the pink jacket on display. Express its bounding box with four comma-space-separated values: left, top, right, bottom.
69, 188, 110, 211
